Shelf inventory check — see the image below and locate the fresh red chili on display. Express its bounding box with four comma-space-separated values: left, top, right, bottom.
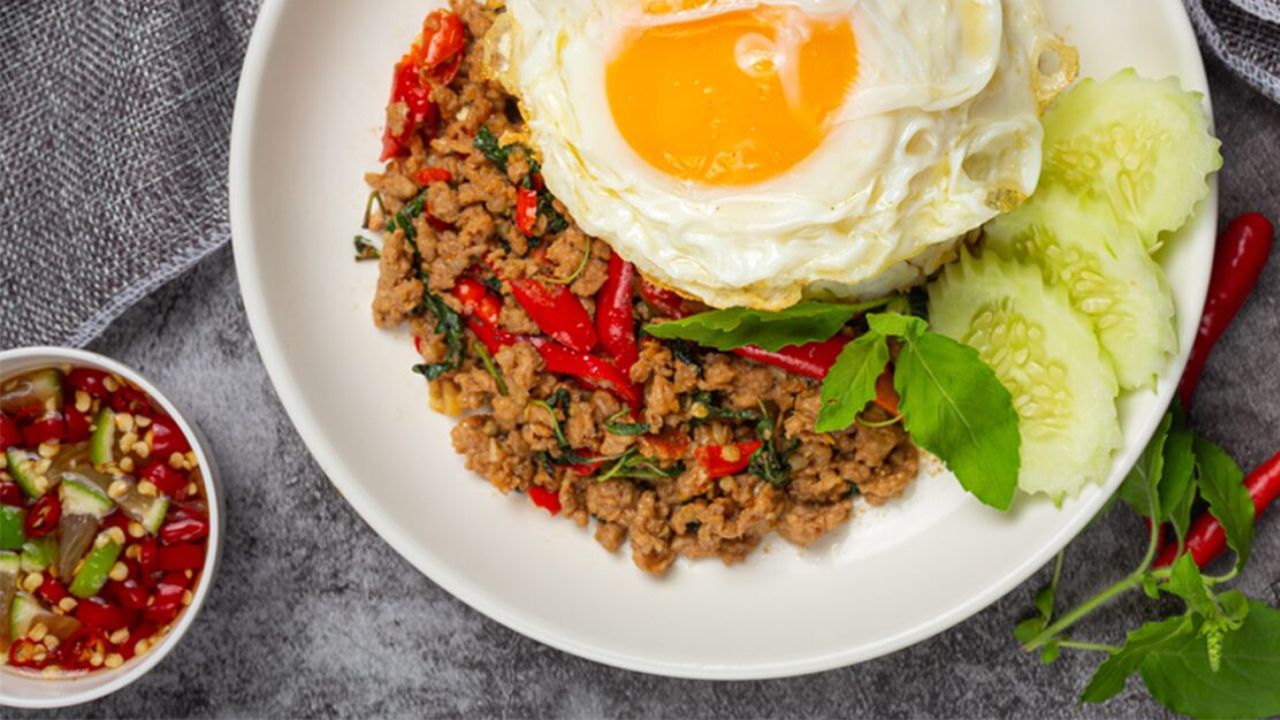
23, 493, 60, 538
144, 579, 186, 625
452, 278, 502, 326
159, 516, 210, 546
66, 368, 111, 398
109, 386, 150, 415
638, 277, 687, 318
54, 627, 109, 671
107, 579, 149, 611
0, 481, 22, 507
1179, 213, 1274, 408
136, 537, 159, 577
75, 596, 133, 630
0, 412, 20, 451
467, 318, 521, 356
515, 186, 540, 237
8, 639, 51, 669
531, 338, 643, 414
416, 10, 466, 84
141, 460, 188, 499
875, 365, 900, 416
37, 573, 69, 605
595, 253, 640, 374
157, 544, 205, 572
64, 408, 90, 443
1155, 449, 1280, 569
527, 486, 562, 516
510, 278, 598, 352
731, 336, 850, 380
695, 441, 763, 479
21, 413, 66, 447
414, 167, 453, 185
149, 415, 191, 461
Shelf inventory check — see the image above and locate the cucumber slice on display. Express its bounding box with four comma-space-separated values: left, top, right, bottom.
114, 478, 170, 534
0, 552, 18, 576
60, 475, 115, 519
68, 533, 123, 599
0, 369, 64, 415
1041, 69, 1221, 248
929, 251, 1122, 501
20, 537, 57, 573
0, 505, 23, 550
6, 448, 49, 499
90, 408, 116, 465
9, 592, 43, 640
985, 187, 1177, 390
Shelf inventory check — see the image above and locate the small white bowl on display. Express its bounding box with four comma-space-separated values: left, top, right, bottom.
0, 346, 224, 709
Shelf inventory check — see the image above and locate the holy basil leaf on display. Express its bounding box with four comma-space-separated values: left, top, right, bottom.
815, 332, 890, 433
893, 327, 1021, 510
1159, 427, 1195, 533
1165, 553, 1216, 618
1138, 600, 1280, 719
866, 311, 926, 339
1081, 614, 1193, 705
643, 299, 888, 352
1193, 437, 1255, 569
1118, 412, 1172, 520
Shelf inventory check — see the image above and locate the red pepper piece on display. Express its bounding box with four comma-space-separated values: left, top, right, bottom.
0, 412, 20, 451
75, 597, 134, 630
64, 408, 91, 443
595, 254, 640, 374
638, 277, 687, 318
569, 451, 605, 477
37, 573, 69, 605
1179, 213, 1274, 408
380, 58, 437, 161
54, 627, 109, 671
136, 537, 159, 578
109, 386, 150, 415
467, 318, 522, 356
8, 639, 52, 669
414, 167, 452, 185
695, 441, 763, 479
144, 578, 186, 625
531, 338, 642, 414
1155, 449, 1280, 569
874, 365, 900, 416
107, 579, 150, 611
24, 493, 61, 538
157, 544, 205, 572
149, 416, 191, 461
510, 278, 598, 352
417, 10, 466, 85
732, 336, 850, 380
527, 486, 562, 516
66, 368, 111, 398
0, 481, 22, 507
515, 186, 540, 237
159, 516, 210, 546
452, 279, 502, 327
21, 413, 66, 446
140, 460, 188, 499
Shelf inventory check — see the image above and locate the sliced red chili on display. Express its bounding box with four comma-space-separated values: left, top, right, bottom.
695, 441, 763, 479
136, 537, 159, 578
66, 368, 111, 398
143, 579, 186, 625
638, 277, 687, 318
0, 481, 22, 507
159, 516, 210, 546
527, 486, 562, 516
109, 386, 150, 415
140, 460, 187, 499
54, 627, 109, 671
8, 639, 51, 669
157, 544, 205, 572
731, 336, 849, 380
515, 186, 539, 237
75, 596, 134, 630
106, 579, 149, 611
596, 253, 640, 374
21, 413, 66, 447
874, 365, 900, 416
641, 431, 690, 461
415, 167, 452, 185
149, 415, 191, 460
531, 338, 643, 414
466, 318, 521, 356
64, 408, 91, 442
37, 573, 69, 605
417, 10, 466, 84
0, 412, 20, 451
452, 279, 502, 327
510, 278, 598, 352
24, 493, 61, 538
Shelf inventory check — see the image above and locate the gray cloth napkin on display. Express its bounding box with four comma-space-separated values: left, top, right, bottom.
0, 0, 1275, 350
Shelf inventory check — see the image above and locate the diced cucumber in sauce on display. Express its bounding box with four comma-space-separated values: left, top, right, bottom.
929, 251, 1122, 502
8, 592, 43, 641
6, 448, 49, 499
0, 554, 17, 649
0, 505, 24, 550
68, 534, 123, 599
90, 408, 116, 466
60, 475, 115, 519
0, 369, 64, 415
20, 537, 57, 573
120, 490, 169, 534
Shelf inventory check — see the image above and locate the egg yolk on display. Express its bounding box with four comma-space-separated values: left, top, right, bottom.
606, 5, 858, 186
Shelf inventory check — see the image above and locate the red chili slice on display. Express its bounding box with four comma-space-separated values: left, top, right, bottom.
595, 254, 640, 374
148, 415, 191, 460
24, 493, 61, 538
731, 337, 849, 380
510, 278, 598, 352
157, 544, 205, 572
466, 318, 521, 356
143, 579, 186, 625
8, 639, 51, 669
695, 441, 763, 479
64, 408, 91, 442
874, 365, 900, 416
21, 413, 66, 446
37, 573, 69, 605
418, 10, 466, 84
54, 627, 109, 671
452, 279, 502, 327
531, 338, 643, 414
515, 186, 539, 237
136, 537, 159, 578
66, 368, 111, 398
106, 579, 150, 611
414, 167, 452, 185
75, 597, 134, 630
159, 516, 210, 546
0, 412, 23, 451
638, 277, 688, 318
527, 486, 561, 516
110, 386, 150, 415
140, 460, 188, 499
0, 481, 22, 507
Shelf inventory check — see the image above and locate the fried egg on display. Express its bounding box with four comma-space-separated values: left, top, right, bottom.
489, 0, 1073, 309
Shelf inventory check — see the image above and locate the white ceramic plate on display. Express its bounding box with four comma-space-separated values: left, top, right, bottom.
229, 0, 1217, 679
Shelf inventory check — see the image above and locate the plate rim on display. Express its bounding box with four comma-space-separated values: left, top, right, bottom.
228, 0, 1218, 680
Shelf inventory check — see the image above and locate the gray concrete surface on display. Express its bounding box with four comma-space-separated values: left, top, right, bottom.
10, 58, 1280, 719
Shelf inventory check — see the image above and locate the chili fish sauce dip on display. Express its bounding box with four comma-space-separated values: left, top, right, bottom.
0, 366, 209, 676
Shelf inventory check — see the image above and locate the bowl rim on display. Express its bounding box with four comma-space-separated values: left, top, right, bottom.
0, 346, 224, 709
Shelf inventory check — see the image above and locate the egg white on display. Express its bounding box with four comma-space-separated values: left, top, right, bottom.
492, 0, 1065, 309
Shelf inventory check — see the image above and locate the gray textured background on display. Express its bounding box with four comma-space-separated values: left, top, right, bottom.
8, 36, 1280, 720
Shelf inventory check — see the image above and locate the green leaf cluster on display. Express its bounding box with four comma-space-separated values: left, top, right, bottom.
643, 299, 888, 352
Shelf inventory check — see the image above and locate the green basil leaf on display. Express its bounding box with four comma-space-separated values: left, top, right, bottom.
1081, 615, 1193, 705
1138, 600, 1280, 719
866, 311, 927, 340
1118, 412, 1172, 520
1193, 437, 1255, 569
893, 328, 1021, 510
1165, 554, 1216, 617
815, 332, 890, 433
1159, 427, 1195, 530
643, 299, 888, 352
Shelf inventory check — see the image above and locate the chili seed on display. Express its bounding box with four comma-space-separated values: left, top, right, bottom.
108, 562, 129, 582
37, 443, 59, 459
21, 572, 44, 592
106, 527, 126, 545
103, 377, 119, 393
128, 522, 146, 539
118, 431, 138, 454
119, 456, 135, 473
108, 480, 130, 499
135, 639, 151, 655
43, 635, 59, 649
28, 623, 48, 642
104, 653, 125, 669
137, 480, 158, 497
134, 441, 152, 459
33, 647, 49, 663
168, 452, 185, 469
58, 597, 78, 612
114, 413, 134, 432
136, 415, 152, 428
42, 666, 59, 678
186, 482, 198, 497
90, 651, 104, 667
182, 590, 194, 606
75, 391, 92, 413
109, 628, 130, 645
185, 452, 198, 469
125, 545, 141, 560
33, 458, 51, 475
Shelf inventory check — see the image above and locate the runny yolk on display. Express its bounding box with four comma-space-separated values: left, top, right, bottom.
606, 5, 858, 186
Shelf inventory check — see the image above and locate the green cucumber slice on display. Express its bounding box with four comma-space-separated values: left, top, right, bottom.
6, 448, 49, 499
9, 592, 43, 640
60, 475, 115, 519
985, 187, 1177, 390
0, 552, 18, 576
0, 369, 64, 415
68, 533, 123, 599
20, 537, 57, 573
113, 478, 170, 534
89, 408, 116, 465
1041, 69, 1221, 248
929, 251, 1122, 501
0, 505, 24, 550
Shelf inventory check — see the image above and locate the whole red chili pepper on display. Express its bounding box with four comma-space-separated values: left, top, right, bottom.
452, 279, 502, 326
531, 338, 643, 414
639, 277, 687, 318
732, 336, 850, 380
1155, 449, 1280, 569
24, 493, 61, 538
1179, 213, 1274, 408
527, 486, 562, 516
0, 412, 20, 451
515, 186, 539, 237
695, 441, 763, 479
596, 253, 640, 374
510, 278, 598, 352
415, 167, 452, 185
